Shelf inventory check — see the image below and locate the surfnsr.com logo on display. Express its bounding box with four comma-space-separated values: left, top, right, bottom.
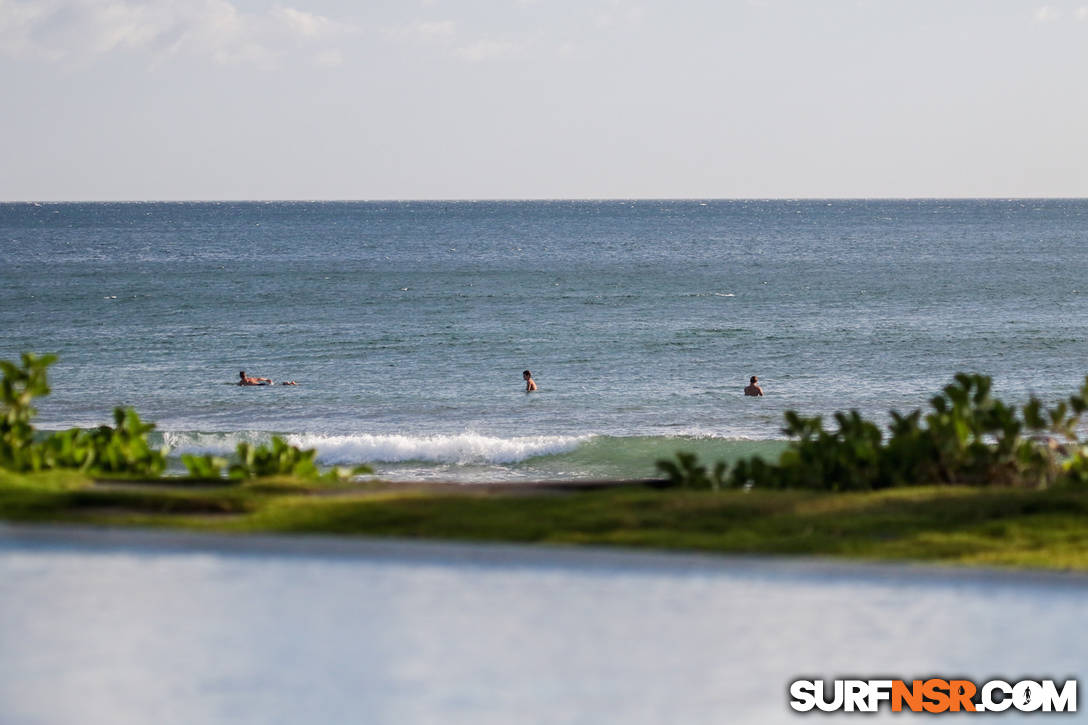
789, 679, 1077, 713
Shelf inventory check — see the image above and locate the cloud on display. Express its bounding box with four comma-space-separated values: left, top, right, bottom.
414, 20, 455, 38
0, 0, 62, 60
454, 38, 519, 62
312, 48, 344, 68
385, 19, 456, 43
0, 0, 355, 68
594, 0, 645, 28
1032, 4, 1088, 23
387, 19, 525, 63
272, 7, 339, 39
1034, 5, 1062, 22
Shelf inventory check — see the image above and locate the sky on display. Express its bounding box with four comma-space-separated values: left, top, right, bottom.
1, 0, 1086, 200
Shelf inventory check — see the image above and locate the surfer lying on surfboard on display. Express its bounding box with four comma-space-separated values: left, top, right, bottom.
238, 371, 299, 386
239, 371, 272, 386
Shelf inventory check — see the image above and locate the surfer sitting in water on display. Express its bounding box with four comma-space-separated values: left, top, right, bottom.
523, 370, 538, 392
744, 375, 764, 396
238, 370, 272, 386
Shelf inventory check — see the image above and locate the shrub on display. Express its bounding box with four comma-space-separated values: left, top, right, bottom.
0, 353, 56, 471
663, 373, 1088, 491
231, 436, 321, 479
30, 408, 168, 477
229, 437, 372, 482
181, 453, 230, 479
655, 451, 727, 490
0, 353, 371, 482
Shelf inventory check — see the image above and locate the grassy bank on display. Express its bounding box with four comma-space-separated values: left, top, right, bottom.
2, 470, 1087, 571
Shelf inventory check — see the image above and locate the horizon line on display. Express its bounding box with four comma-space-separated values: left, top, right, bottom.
3, 195, 1088, 204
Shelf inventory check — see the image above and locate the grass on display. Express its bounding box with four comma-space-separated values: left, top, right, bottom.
2, 469, 1087, 571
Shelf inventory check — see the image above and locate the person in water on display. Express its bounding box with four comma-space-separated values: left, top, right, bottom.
744, 375, 764, 396
238, 370, 272, 386
523, 370, 538, 392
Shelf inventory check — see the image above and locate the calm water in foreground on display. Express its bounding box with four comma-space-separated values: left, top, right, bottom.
0, 528, 1083, 724
3, 199, 1088, 480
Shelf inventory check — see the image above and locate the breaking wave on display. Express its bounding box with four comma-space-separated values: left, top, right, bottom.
156, 431, 788, 481
160, 431, 589, 465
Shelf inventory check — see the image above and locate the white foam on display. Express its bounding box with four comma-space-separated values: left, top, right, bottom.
287, 433, 589, 465
160, 430, 268, 456
162, 431, 589, 465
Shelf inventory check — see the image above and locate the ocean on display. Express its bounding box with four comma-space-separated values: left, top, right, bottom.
2, 199, 1087, 481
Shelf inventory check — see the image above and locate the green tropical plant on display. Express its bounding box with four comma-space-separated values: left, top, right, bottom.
86, 407, 168, 476
181, 453, 231, 479
0, 353, 372, 482
671, 373, 1088, 492
231, 436, 320, 479
34, 408, 168, 477
229, 437, 372, 481
0, 353, 56, 471
655, 451, 728, 490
